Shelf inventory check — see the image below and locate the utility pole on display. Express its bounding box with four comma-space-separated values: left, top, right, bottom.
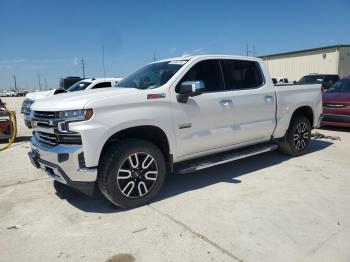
44, 79, 48, 90
13, 75, 17, 91
79, 57, 86, 78
102, 46, 106, 78
37, 72, 42, 91
153, 53, 157, 62
246, 44, 249, 56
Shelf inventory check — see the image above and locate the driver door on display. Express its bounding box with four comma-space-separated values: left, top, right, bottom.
171, 59, 235, 158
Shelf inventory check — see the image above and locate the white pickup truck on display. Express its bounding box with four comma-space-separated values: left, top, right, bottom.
28, 55, 322, 208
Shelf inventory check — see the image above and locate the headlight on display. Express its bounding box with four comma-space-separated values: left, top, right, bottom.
57, 109, 93, 121
57, 109, 93, 133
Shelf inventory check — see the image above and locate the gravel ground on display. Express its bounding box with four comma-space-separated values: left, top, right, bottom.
0, 97, 349, 262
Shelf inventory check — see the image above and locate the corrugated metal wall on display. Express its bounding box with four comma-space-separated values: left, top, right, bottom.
262, 47, 339, 81
339, 47, 350, 77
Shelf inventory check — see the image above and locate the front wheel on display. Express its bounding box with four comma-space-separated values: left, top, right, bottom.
98, 139, 166, 208
279, 115, 311, 157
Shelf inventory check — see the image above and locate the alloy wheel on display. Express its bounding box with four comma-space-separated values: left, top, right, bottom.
116, 152, 158, 199
294, 122, 309, 150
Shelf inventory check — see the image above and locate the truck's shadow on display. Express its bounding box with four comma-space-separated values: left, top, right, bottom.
54, 139, 333, 213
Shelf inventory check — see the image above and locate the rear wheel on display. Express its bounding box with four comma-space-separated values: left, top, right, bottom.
279, 115, 311, 156
98, 139, 166, 208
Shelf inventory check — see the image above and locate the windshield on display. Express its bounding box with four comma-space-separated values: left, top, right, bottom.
67, 81, 92, 92
327, 78, 350, 93
116, 61, 187, 89
298, 75, 325, 83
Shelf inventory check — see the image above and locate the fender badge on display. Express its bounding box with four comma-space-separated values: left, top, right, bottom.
147, 93, 166, 99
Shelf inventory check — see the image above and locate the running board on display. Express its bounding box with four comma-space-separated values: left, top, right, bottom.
176, 143, 278, 174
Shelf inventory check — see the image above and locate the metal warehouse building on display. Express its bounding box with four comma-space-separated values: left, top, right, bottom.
260, 44, 350, 81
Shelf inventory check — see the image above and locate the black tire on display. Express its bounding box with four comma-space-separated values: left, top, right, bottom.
279, 115, 311, 157
97, 139, 166, 208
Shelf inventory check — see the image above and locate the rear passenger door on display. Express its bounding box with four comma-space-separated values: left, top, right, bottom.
220, 59, 276, 145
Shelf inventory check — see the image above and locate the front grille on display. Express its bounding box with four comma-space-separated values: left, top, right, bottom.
322, 114, 350, 123
33, 111, 82, 147
37, 131, 57, 146
323, 103, 350, 109
36, 131, 82, 147
33, 111, 56, 119
37, 122, 52, 128
57, 134, 82, 144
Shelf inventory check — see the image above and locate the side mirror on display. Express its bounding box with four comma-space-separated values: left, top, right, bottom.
177, 81, 205, 103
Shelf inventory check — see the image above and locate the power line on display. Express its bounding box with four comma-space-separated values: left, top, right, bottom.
246, 44, 257, 57
153, 53, 157, 61
102, 46, 106, 78
37, 72, 42, 91
13, 75, 17, 91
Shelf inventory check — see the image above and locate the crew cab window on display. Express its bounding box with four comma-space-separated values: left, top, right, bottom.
221, 60, 264, 90
92, 82, 112, 89
180, 60, 224, 92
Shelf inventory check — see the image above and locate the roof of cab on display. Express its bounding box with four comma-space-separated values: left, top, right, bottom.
155, 54, 262, 63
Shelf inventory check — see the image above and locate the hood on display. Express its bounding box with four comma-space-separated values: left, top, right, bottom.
323, 92, 350, 104
26, 90, 56, 100
31, 87, 140, 111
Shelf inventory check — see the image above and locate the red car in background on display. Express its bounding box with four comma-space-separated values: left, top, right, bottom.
322, 75, 350, 127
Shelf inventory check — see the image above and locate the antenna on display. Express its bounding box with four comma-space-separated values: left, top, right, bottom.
79, 57, 86, 78
44, 78, 48, 90
246, 44, 249, 56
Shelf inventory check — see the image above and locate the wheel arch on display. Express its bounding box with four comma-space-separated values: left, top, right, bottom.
290, 105, 314, 127
99, 125, 172, 169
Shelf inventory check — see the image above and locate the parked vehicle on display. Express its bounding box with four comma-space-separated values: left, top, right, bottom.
275, 77, 289, 84
21, 77, 122, 128
322, 75, 350, 127
59, 76, 85, 91
28, 55, 322, 208
298, 74, 340, 91
0, 90, 19, 97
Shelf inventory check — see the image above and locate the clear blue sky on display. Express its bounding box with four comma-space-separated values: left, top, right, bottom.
1, 0, 349, 90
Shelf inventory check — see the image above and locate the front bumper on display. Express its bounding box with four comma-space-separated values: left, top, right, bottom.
28, 135, 97, 195
321, 114, 350, 127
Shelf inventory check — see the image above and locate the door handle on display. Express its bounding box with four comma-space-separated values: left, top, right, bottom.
264, 95, 274, 102
219, 99, 233, 106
